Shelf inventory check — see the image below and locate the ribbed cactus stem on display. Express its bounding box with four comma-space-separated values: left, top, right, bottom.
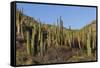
40, 31, 43, 56
20, 21, 23, 37
16, 20, 20, 34
26, 31, 30, 55
57, 19, 59, 46
31, 28, 35, 56
78, 32, 81, 49
39, 22, 41, 41
47, 29, 50, 47
69, 26, 72, 48
20, 8, 23, 35
86, 31, 92, 56
38, 22, 43, 56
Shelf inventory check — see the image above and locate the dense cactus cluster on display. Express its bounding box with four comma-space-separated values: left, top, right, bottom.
16, 10, 97, 65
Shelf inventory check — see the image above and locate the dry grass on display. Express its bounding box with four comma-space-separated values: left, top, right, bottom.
16, 46, 96, 65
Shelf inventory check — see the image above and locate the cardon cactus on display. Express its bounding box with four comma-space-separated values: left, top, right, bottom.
86, 27, 92, 56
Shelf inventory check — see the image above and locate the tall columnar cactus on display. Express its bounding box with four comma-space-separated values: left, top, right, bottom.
26, 20, 33, 56
38, 22, 43, 56
38, 20, 41, 42
60, 16, 64, 46
83, 27, 87, 50
40, 31, 43, 56
20, 8, 23, 37
37, 20, 41, 55
86, 27, 92, 56
31, 24, 36, 56
16, 9, 23, 35
53, 22, 57, 47
68, 26, 72, 48
77, 32, 81, 49
92, 27, 96, 50
46, 24, 51, 48
56, 19, 60, 46
90, 26, 94, 50
50, 27, 53, 46
71, 30, 74, 48
16, 11, 20, 34
55, 21, 59, 47
82, 29, 85, 49
26, 30, 31, 55
65, 30, 68, 46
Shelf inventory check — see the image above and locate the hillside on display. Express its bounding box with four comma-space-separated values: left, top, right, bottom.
16, 10, 97, 65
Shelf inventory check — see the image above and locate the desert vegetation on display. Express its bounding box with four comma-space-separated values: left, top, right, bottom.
16, 9, 97, 65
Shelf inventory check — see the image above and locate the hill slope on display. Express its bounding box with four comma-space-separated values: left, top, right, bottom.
16, 11, 97, 65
